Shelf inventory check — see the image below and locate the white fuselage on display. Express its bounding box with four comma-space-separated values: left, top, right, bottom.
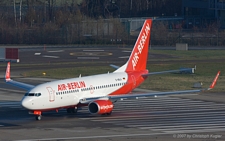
21, 72, 128, 111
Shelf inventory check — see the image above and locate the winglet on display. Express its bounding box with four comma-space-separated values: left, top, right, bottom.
5, 62, 11, 81
209, 71, 220, 89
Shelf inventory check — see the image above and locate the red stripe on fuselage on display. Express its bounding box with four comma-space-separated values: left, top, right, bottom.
109, 70, 148, 95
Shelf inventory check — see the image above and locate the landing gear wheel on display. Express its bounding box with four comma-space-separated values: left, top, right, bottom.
67, 107, 78, 114
35, 115, 42, 121
72, 107, 78, 113
102, 111, 112, 116
67, 108, 71, 113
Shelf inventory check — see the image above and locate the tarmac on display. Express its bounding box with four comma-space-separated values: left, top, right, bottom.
0, 46, 224, 141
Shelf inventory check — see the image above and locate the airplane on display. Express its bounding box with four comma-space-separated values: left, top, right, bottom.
4, 19, 220, 120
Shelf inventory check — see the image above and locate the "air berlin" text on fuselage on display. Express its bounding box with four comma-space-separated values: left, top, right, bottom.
58, 81, 86, 91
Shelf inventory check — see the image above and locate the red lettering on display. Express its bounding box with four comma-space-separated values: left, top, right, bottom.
73, 82, 77, 89
57, 81, 86, 91
58, 85, 62, 91
79, 81, 86, 88
67, 83, 71, 90
71, 82, 75, 89
74, 82, 80, 88
61, 84, 67, 90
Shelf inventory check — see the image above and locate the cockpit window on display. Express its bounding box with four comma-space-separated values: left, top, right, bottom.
25, 93, 41, 97
35, 93, 41, 97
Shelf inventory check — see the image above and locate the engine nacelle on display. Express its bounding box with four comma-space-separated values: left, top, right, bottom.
88, 100, 114, 114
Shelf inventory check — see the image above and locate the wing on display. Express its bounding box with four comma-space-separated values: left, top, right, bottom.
79, 71, 220, 104
5, 62, 35, 91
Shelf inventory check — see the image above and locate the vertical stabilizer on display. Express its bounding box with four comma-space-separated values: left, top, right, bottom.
115, 19, 152, 72
126, 19, 152, 72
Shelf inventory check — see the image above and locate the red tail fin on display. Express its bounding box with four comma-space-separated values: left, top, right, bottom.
5, 62, 11, 81
126, 19, 152, 72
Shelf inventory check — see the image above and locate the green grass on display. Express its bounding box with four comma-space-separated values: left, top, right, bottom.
143, 63, 225, 92
21, 50, 225, 92
150, 50, 225, 60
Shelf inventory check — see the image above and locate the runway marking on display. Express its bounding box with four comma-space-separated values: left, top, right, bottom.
42, 55, 59, 58
47, 50, 64, 53
77, 96, 225, 135
122, 50, 131, 53
115, 102, 221, 106
34, 53, 41, 55
15, 132, 167, 141
2, 96, 225, 137
119, 56, 129, 58
0, 88, 26, 93
141, 124, 225, 130
83, 50, 104, 52
93, 114, 225, 122
127, 120, 225, 128
77, 57, 99, 59
165, 128, 225, 133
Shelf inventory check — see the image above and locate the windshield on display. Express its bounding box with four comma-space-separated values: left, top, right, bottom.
25, 93, 41, 97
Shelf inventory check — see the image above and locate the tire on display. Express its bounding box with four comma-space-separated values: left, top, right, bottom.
67, 107, 78, 114
67, 108, 71, 113
35, 115, 41, 121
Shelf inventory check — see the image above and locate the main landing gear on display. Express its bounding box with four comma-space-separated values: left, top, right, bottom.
66, 107, 78, 114
102, 111, 112, 116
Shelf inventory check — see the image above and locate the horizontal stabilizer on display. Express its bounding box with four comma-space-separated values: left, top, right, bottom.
110, 64, 120, 69
142, 67, 195, 76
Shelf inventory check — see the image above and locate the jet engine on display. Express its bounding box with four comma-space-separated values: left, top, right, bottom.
88, 100, 113, 115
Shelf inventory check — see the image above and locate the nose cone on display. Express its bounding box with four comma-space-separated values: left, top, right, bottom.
21, 98, 31, 109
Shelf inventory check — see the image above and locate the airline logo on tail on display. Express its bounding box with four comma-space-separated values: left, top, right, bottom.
132, 23, 151, 70
126, 19, 152, 72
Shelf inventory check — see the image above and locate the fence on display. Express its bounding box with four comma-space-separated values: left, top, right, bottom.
0, 19, 225, 46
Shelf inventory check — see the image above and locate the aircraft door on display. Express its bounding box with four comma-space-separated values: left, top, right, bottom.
46, 87, 55, 102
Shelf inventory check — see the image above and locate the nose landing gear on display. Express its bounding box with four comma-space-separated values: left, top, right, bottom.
29, 111, 42, 121
35, 115, 42, 121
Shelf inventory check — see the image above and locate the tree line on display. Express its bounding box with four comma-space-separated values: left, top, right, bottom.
0, 0, 182, 27
1, 0, 224, 46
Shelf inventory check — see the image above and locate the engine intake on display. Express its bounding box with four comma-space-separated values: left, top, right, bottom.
88, 100, 113, 114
